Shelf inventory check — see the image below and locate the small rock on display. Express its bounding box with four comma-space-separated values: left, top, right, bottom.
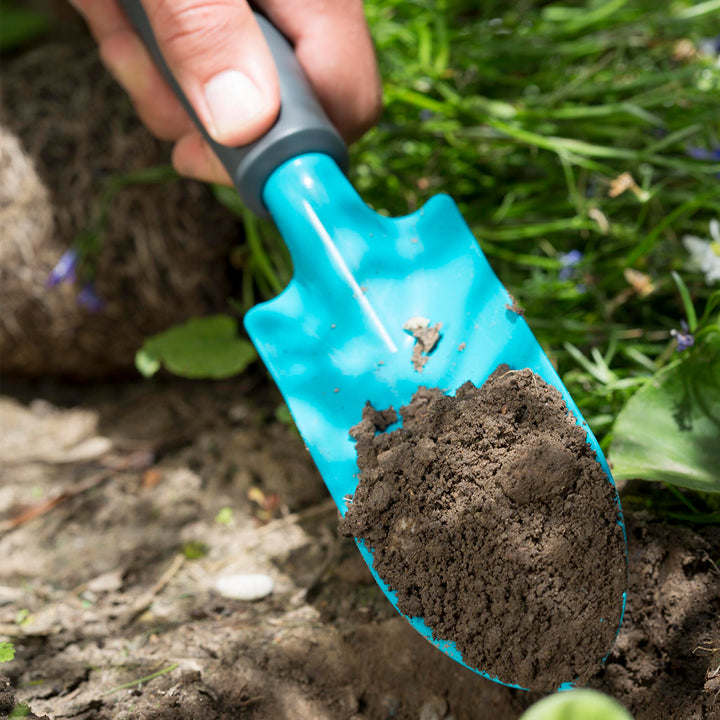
419, 695, 448, 720
379, 693, 400, 717
403, 316, 430, 333
213, 573, 274, 601
0, 585, 25, 605
87, 569, 123, 593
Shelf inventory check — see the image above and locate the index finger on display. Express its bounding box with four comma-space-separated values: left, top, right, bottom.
70, 0, 193, 141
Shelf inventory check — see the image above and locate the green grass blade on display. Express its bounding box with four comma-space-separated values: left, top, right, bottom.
671, 271, 699, 333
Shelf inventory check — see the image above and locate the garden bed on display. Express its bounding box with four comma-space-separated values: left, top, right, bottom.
1, 4, 718, 718
0, 378, 717, 720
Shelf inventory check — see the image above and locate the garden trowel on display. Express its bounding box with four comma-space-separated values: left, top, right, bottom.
119, 0, 627, 691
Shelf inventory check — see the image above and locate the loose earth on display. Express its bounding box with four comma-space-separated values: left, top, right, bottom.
340, 365, 627, 691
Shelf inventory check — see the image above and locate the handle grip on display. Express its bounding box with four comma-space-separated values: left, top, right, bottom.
117, 0, 348, 217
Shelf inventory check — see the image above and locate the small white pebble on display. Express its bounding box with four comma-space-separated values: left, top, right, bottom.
419, 695, 448, 720
214, 573, 274, 601
403, 316, 430, 333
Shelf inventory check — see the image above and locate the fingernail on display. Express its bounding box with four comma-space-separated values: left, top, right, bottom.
203, 70, 266, 142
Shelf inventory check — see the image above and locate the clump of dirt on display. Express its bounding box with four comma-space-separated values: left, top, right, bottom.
0, 37, 240, 379
505, 294, 525, 317
403, 317, 442, 372
591, 513, 720, 720
0, 673, 48, 719
0, 674, 14, 717
340, 366, 627, 692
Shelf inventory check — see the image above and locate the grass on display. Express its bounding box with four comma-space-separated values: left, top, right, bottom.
233, 1, 720, 520
353, 0, 719, 435
245, 2, 718, 416
12, 1, 718, 520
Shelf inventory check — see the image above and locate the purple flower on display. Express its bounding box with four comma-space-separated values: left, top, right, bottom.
46, 249, 78, 287
76, 282, 105, 313
559, 249, 583, 280
686, 146, 720, 161
686, 145, 720, 180
670, 320, 694, 352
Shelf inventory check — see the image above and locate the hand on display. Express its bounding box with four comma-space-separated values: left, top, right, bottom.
71, 0, 382, 184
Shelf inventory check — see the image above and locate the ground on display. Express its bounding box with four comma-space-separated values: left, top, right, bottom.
0, 14, 720, 720
0, 376, 718, 720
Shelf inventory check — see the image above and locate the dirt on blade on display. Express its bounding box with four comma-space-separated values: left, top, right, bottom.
340, 365, 627, 691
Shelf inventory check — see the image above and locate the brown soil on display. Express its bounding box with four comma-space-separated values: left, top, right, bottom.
0, 675, 14, 717
591, 513, 720, 720
0, 378, 717, 719
0, 23, 717, 718
0, 33, 240, 379
340, 367, 627, 691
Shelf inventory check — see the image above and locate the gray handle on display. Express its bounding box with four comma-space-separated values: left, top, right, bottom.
118, 0, 348, 217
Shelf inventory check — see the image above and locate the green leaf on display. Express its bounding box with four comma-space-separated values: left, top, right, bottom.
182, 541, 209, 561
134, 349, 161, 378
275, 403, 300, 436
136, 315, 256, 380
520, 689, 633, 720
609, 340, 720, 491
0, 3, 50, 52
215, 507, 234, 526
671, 271, 698, 333
212, 184, 245, 217
0, 641, 15, 663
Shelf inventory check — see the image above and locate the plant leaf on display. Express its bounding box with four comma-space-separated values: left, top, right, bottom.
0, 641, 15, 663
134, 349, 161, 378
609, 339, 720, 491
520, 689, 633, 720
0, 3, 50, 52
136, 315, 256, 380
671, 271, 698, 332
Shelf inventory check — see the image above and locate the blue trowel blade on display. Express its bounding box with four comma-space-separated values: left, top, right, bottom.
245, 152, 626, 691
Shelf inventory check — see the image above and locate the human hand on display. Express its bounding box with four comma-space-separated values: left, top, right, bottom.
71, 0, 382, 185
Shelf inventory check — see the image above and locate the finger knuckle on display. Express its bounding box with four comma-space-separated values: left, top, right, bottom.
152, 0, 239, 68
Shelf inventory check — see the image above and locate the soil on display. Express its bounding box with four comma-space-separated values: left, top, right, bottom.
590, 513, 720, 720
1, 19, 717, 719
0, 675, 48, 720
0, 33, 241, 379
0, 377, 718, 719
340, 367, 627, 692
403, 317, 442, 372
505, 296, 526, 317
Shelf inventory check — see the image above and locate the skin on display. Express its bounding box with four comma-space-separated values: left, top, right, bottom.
70, 0, 383, 184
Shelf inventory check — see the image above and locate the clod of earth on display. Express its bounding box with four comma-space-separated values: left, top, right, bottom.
505, 294, 526, 316
403, 316, 443, 372
340, 366, 627, 691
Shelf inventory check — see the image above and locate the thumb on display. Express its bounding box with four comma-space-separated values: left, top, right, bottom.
144, 0, 280, 146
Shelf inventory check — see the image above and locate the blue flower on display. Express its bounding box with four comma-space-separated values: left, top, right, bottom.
76, 282, 105, 313
46, 249, 78, 287
686, 145, 720, 180
686, 146, 720, 161
670, 320, 694, 352
559, 249, 583, 280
